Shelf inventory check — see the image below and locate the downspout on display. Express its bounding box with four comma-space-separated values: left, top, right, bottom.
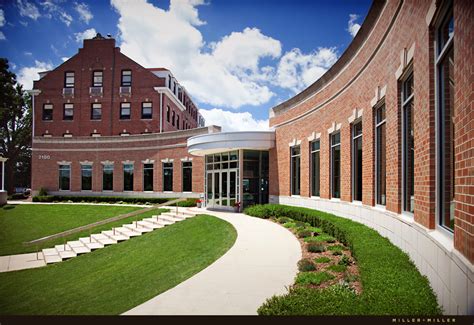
160, 91, 163, 133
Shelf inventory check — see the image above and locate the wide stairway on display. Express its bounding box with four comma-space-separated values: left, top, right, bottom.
41, 208, 197, 264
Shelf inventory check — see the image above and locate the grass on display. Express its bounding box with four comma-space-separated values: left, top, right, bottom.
0, 214, 237, 315
295, 271, 335, 286
314, 256, 331, 264
244, 204, 441, 315
0, 204, 152, 256
326, 264, 347, 273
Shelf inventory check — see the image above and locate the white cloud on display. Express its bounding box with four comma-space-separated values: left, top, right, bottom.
0, 31, 5, 41
347, 14, 361, 37
275, 47, 338, 93
17, 60, 53, 90
0, 9, 5, 27
41, 0, 73, 26
199, 108, 269, 132
61, 57, 70, 62
19, 20, 28, 27
17, 0, 41, 20
112, 0, 280, 109
75, 2, 93, 24
24, 51, 33, 56
74, 28, 96, 43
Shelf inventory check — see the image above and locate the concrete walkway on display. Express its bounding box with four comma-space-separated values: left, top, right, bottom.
124, 208, 301, 315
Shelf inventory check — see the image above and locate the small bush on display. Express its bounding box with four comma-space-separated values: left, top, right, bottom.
327, 244, 345, 251
283, 222, 296, 228
314, 256, 331, 264
307, 243, 325, 253
297, 259, 316, 272
295, 272, 335, 286
344, 274, 359, 283
31, 195, 173, 205
339, 255, 351, 266
8, 193, 26, 200
38, 187, 48, 196
332, 250, 342, 256
294, 221, 309, 228
304, 234, 336, 243
297, 230, 312, 238
277, 217, 293, 224
326, 264, 347, 273
307, 226, 323, 234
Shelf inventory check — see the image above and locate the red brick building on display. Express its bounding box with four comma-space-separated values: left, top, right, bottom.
31, 33, 210, 199
264, 0, 473, 314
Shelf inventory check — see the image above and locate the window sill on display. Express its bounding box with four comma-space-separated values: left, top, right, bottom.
90, 119, 102, 121
352, 200, 363, 205
140, 118, 153, 120
374, 204, 387, 211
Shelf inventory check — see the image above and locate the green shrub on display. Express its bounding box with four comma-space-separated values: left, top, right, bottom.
8, 193, 26, 200
314, 256, 331, 264
245, 204, 441, 315
277, 217, 293, 224
169, 198, 199, 207
297, 230, 312, 238
307, 243, 325, 253
38, 187, 48, 196
295, 272, 335, 286
326, 264, 347, 273
283, 222, 296, 228
304, 234, 336, 243
327, 244, 345, 251
344, 274, 359, 283
332, 250, 342, 256
307, 226, 322, 234
31, 195, 173, 205
297, 259, 316, 272
339, 255, 351, 266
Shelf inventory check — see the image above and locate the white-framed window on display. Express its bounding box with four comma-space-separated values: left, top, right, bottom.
93, 71, 103, 87
91, 103, 102, 120
58, 164, 71, 191
435, 3, 455, 232
290, 145, 301, 195
65, 71, 74, 88
63, 103, 74, 120
141, 102, 152, 119
120, 102, 131, 120
330, 132, 341, 199
310, 140, 320, 197
43, 104, 53, 121
121, 70, 132, 87
375, 103, 387, 206
401, 70, 415, 214
352, 121, 363, 201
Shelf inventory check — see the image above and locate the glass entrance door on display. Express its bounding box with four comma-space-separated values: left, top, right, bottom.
206, 169, 238, 209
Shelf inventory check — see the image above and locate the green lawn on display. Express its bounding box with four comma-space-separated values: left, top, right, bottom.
0, 215, 237, 315
0, 204, 148, 255
245, 204, 441, 315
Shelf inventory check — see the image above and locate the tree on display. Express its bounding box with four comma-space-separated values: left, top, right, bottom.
0, 58, 32, 194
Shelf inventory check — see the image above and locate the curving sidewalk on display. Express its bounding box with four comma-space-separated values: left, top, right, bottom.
123, 208, 301, 315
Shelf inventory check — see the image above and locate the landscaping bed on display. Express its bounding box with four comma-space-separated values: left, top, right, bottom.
275, 217, 361, 293
244, 204, 441, 315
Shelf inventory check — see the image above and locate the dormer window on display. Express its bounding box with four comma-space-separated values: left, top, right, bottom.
65, 72, 74, 88
93, 71, 103, 87
121, 70, 132, 87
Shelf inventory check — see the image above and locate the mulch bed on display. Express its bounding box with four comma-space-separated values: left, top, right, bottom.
272, 218, 362, 294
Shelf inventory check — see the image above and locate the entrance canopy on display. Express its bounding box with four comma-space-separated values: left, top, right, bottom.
187, 131, 275, 156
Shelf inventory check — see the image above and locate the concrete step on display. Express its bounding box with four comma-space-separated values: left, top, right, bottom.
42, 248, 58, 256
151, 216, 174, 225
55, 245, 77, 259
142, 218, 167, 227
44, 254, 62, 264
102, 230, 129, 242
155, 215, 178, 223
114, 227, 141, 237
161, 212, 186, 220
79, 237, 105, 250
67, 241, 91, 255
91, 233, 117, 245
124, 223, 154, 233
137, 220, 162, 229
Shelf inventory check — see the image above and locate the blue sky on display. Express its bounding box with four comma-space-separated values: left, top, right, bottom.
0, 0, 371, 131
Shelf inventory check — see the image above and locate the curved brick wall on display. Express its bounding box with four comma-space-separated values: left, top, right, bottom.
269, 0, 473, 315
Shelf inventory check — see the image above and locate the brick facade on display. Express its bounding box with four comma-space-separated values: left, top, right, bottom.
269, 0, 473, 264
31, 34, 208, 198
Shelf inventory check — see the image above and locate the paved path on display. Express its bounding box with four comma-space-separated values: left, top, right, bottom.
123, 208, 301, 315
